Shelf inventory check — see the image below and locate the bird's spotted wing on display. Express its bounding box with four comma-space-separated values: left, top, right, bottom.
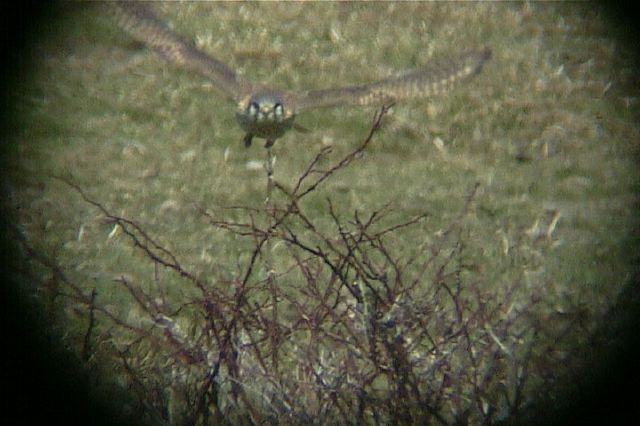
109, 2, 252, 102
288, 48, 491, 112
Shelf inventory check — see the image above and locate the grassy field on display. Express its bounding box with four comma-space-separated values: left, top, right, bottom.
5, 2, 639, 424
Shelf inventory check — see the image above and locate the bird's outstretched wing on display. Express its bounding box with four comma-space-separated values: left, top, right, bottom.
108, 2, 252, 102
287, 48, 491, 112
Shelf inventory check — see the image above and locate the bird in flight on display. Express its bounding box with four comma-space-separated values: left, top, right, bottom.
110, 2, 491, 148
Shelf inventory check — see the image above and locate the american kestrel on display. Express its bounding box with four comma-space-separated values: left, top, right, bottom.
110, 2, 491, 148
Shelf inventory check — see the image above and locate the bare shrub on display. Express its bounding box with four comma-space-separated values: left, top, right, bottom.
18, 107, 569, 425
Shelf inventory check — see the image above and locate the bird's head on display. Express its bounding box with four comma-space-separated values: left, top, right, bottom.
236, 92, 297, 147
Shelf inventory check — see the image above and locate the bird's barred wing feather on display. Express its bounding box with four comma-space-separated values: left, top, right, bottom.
289, 48, 491, 112
109, 2, 252, 102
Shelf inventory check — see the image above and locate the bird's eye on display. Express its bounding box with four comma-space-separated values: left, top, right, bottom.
247, 101, 260, 117
274, 103, 284, 119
